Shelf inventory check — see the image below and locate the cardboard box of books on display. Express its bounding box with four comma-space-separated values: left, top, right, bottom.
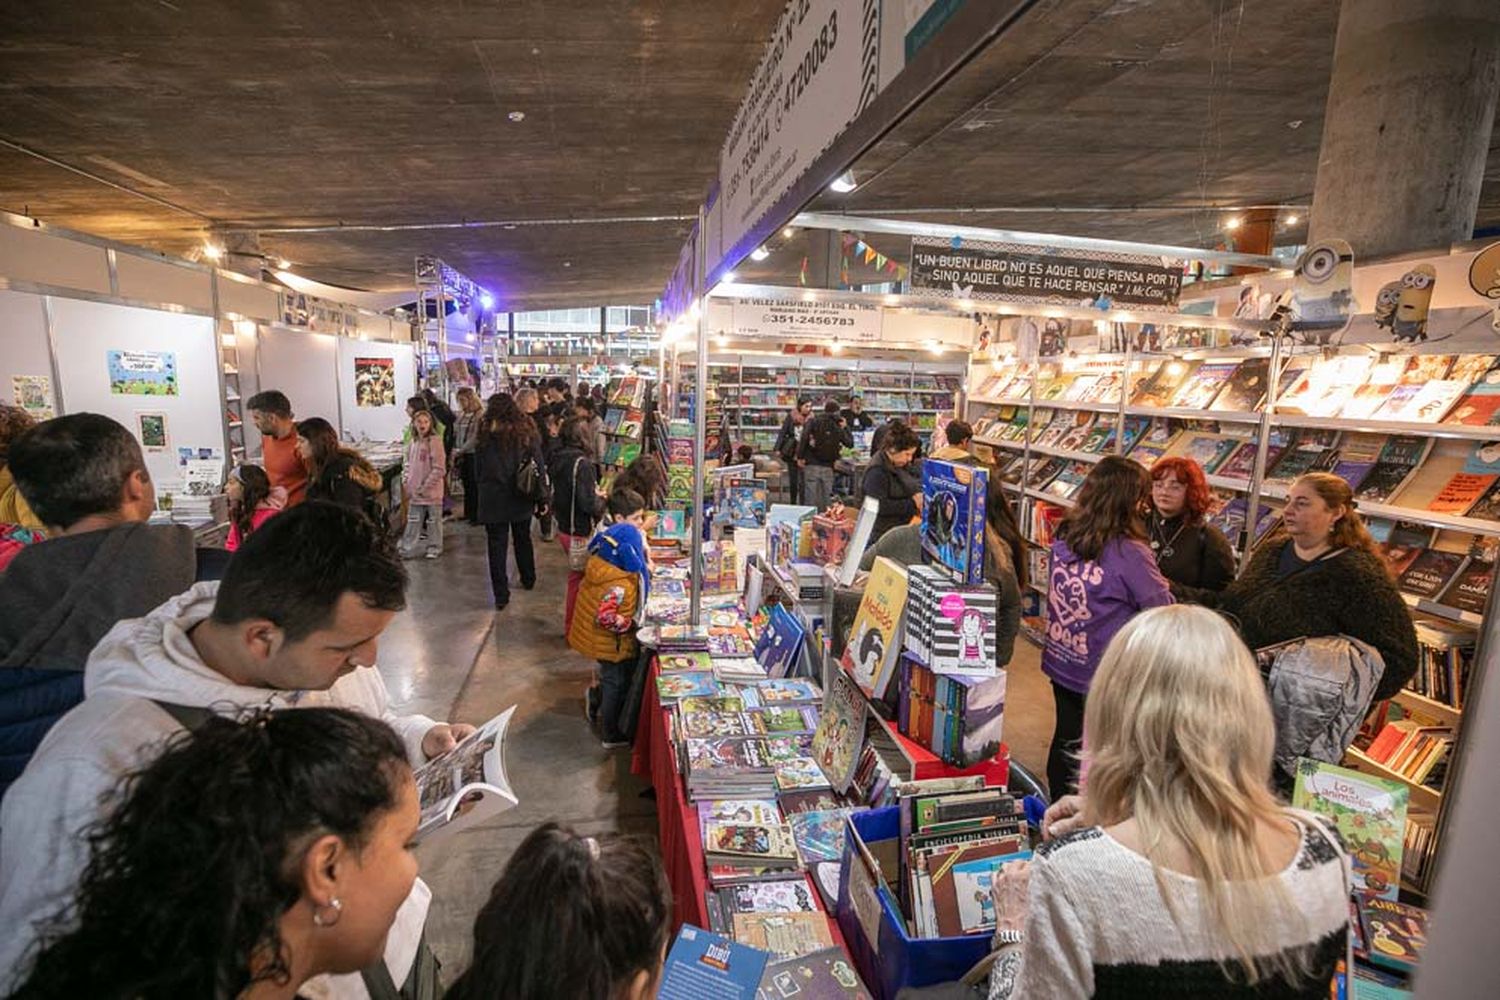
835, 807, 997, 1000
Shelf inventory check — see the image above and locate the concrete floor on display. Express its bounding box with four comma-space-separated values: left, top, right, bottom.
378, 519, 1055, 977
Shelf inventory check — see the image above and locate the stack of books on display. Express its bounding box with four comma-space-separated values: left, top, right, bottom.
897, 657, 1006, 768
899, 787, 1031, 939
904, 566, 1000, 679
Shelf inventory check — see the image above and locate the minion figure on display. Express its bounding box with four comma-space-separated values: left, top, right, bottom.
1291, 240, 1355, 342
1372, 280, 1402, 336
1391, 264, 1436, 342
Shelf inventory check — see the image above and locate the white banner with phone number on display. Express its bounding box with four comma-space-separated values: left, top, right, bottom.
727, 296, 884, 342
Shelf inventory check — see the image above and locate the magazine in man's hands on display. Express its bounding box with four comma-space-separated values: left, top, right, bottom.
412, 706, 518, 842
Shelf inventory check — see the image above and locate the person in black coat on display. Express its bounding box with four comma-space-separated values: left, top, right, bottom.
772, 399, 812, 503
549, 416, 606, 631
295, 417, 384, 522
861, 420, 924, 543
841, 395, 875, 432
1146, 456, 1236, 591
475, 395, 547, 610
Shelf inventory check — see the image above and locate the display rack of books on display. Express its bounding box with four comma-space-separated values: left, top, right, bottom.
677, 354, 965, 458
968, 327, 1500, 902
218, 321, 247, 464
599, 375, 648, 490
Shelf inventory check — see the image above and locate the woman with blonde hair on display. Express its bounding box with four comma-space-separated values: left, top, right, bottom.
985, 604, 1351, 999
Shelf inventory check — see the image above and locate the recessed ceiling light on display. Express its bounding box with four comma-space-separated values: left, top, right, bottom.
1284, 213, 1300, 226
508, 110, 526, 122
750, 246, 769, 262
1224, 216, 1242, 231
829, 171, 857, 194
562, 261, 572, 268
201, 242, 224, 261
782, 227, 795, 239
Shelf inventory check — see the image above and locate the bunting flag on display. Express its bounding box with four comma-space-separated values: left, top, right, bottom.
799, 255, 809, 286
863, 246, 877, 265
839, 233, 908, 280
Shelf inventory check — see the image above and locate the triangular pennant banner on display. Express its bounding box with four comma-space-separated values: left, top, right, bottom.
863, 247, 876, 265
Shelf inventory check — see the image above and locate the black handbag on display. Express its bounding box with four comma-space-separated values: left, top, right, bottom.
516, 454, 548, 503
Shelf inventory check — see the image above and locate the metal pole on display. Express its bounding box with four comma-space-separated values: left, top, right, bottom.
689, 207, 709, 625
1115, 331, 1133, 455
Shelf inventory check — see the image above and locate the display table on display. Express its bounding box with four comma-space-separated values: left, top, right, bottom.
631, 656, 846, 950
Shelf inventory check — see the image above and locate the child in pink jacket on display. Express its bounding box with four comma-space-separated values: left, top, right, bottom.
225, 464, 286, 552
401, 409, 446, 558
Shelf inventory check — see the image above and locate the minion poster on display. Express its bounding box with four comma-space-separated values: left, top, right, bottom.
920, 458, 989, 585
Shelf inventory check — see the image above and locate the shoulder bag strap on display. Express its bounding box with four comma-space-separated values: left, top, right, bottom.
571, 456, 583, 533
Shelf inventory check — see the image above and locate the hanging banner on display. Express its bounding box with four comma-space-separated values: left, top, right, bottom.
724, 296, 884, 342
908, 235, 1184, 310
718, 0, 879, 271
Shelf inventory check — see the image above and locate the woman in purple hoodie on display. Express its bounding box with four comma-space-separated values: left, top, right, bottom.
1042, 455, 1172, 797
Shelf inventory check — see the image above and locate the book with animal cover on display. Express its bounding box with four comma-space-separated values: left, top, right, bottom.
811, 671, 867, 794
1429, 440, 1500, 512
412, 706, 518, 843
753, 605, 806, 679
1437, 553, 1494, 614
730, 912, 835, 961
1210, 357, 1271, 412
1173, 361, 1239, 410
1055, 411, 1097, 452
1357, 436, 1432, 503
921, 459, 989, 585
756, 946, 873, 1000
1292, 759, 1407, 900
1440, 358, 1500, 426
1327, 432, 1388, 492
658, 925, 769, 1000
839, 556, 908, 699
1357, 894, 1429, 975
1397, 549, 1468, 600
1131, 358, 1202, 407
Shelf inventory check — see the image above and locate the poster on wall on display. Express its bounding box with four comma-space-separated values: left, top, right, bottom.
136, 412, 169, 452
11, 375, 55, 419
107, 349, 179, 396
909, 235, 1183, 310
354, 357, 397, 407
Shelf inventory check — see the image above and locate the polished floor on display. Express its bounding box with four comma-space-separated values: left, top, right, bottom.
380, 519, 1054, 977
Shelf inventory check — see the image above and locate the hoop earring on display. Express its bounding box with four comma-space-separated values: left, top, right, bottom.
312, 898, 343, 928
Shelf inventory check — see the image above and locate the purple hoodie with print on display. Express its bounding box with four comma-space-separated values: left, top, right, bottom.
1041, 536, 1173, 694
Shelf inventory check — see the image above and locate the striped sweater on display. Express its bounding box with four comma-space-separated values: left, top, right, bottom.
989, 813, 1350, 999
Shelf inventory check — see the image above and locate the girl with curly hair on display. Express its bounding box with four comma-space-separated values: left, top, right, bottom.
9, 708, 420, 999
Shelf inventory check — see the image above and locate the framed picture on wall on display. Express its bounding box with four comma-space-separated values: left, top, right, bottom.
107, 349, 179, 396
136, 412, 170, 452
354, 356, 397, 407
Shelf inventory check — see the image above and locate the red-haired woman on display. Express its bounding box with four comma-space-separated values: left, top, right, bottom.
1148, 456, 1236, 591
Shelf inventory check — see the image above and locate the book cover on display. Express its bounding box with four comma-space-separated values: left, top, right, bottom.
1173, 431, 1240, 473
1373, 520, 1435, 578
930, 846, 1034, 936
747, 706, 819, 736
1340, 355, 1408, 418
1173, 361, 1239, 410
730, 912, 835, 961
658, 925, 769, 1000
1265, 430, 1341, 485
1292, 760, 1407, 899
704, 821, 799, 863
1033, 410, 1076, 447
1327, 432, 1388, 493
1436, 557, 1492, 613
412, 706, 518, 843
1081, 371, 1125, 403
1207, 496, 1248, 542
1399, 354, 1455, 383
756, 946, 872, 999
1372, 383, 1425, 422
1216, 429, 1285, 482
811, 671, 867, 795
658, 672, 721, 703
753, 605, 807, 679
1079, 415, 1117, 454
773, 757, 832, 792
839, 556, 908, 699
1055, 412, 1097, 452
1357, 436, 1431, 503
682, 712, 753, 740
1428, 440, 1500, 512
1118, 416, 1149, 453
1131, 359, 1202, 408
1397, 549, 1467, 600
1441, 359, 1500, 426
786, 809, 855, 864
1357, 894, 1428, 975
726, 878, 819, 915
1210, 357, 1270, 413
1400, 380, 1469, 423
662, 652, 715, 673
1278, 356, 1374, 416
921, 459, 989, 585
1446, 353, 1497, 385
810, 512, 853, 566
752, 679, 823, 705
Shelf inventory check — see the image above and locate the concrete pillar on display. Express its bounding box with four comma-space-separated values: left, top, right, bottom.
1308, 0, 1500, 258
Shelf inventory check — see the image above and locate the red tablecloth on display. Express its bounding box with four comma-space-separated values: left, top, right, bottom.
631, 658, 847, 949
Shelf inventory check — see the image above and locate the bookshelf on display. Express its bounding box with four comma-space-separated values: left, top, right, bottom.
967, 334, 1500, 898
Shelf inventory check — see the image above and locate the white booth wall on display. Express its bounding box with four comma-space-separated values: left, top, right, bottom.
336, 337, 415, 443
47, 298, 222, 488
256, 326, 342, 437
0, 289, 54, 413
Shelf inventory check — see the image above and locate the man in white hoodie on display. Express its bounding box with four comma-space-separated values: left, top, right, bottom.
0, 502, 473, 998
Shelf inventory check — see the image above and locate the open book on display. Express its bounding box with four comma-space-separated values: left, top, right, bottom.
412, 706, 518, 842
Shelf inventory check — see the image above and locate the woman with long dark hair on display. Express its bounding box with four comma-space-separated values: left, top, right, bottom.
447, 822, 671, 1000
9, 708, 420, 999
862, 420, 924, 543
295, 416, 384, 517
1042, 454, 1172, 797
1147, 456, 1236, 590
475, 393, 547, 610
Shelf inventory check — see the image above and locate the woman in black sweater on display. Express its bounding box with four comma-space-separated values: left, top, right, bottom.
1147, 456, 1236, 590
295, 417, 384, 518
861, 420, 923, 543
1178, 472, 1417, 701
475, 395, 548, 610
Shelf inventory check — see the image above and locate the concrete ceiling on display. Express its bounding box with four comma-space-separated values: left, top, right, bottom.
2, 0, 1498, 309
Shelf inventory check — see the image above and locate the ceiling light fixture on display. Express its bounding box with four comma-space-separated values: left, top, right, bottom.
828, 171, 857, 194
721, 271, 737, 284
782, 227, 795, 239
562, 261, 572, 268
480, 293, 495, 310
508, 110, 526, 122
750, 246, 770, 262
1224, 216, 1242, 231
1284, 213, 1301, 226
201, 242, 224, 261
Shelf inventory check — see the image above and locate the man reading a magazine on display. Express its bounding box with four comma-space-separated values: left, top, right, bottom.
0, 503, 473, 998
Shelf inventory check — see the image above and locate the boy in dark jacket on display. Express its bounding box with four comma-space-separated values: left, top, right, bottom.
798, 401, 853, 512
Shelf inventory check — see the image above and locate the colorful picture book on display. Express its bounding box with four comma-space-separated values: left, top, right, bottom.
658, 925, 769, 1000
810, 672, 867, 795
839, 556, 908, 699
752, 605, 807, 679
903, 565, 999, 679
920, 459, 989, 585
1292, 759, 1407, 900
1356, 894, 1428, 975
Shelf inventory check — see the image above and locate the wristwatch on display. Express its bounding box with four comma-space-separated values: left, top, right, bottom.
994, 928, 1024, 947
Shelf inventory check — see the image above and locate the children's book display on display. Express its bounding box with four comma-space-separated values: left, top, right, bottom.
1292, 759, 1407, 900
904, 565, 999, 679
920, 460, 988, 585
839, 556, 908, 700
411, 706, 518, 842
897, 658, 1006, 769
